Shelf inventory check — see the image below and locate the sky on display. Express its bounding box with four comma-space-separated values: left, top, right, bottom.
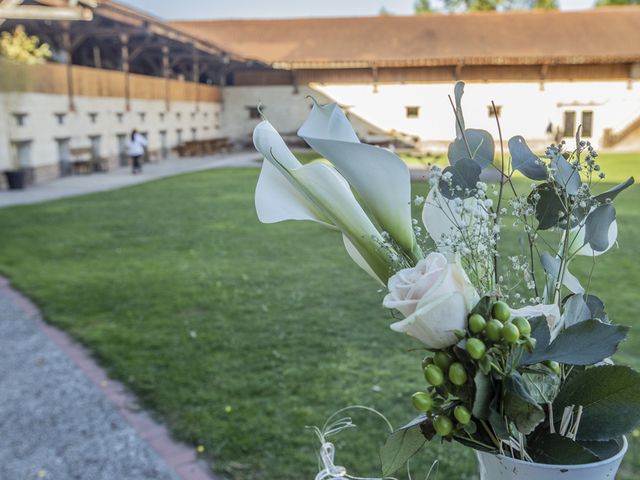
121, 0, 597, 21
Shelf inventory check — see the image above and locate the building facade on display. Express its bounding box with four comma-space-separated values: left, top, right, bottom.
2, 3, 640, 189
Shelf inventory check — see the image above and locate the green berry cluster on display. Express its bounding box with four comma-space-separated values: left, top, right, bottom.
410, 300, 544, 438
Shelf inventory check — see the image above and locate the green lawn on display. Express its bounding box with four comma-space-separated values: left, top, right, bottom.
0, 156, 639, 479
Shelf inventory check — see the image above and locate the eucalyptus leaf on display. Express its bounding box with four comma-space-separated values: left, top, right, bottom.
562, 293, 607, 328
540, 251, 584, 294
508, 136, 547, 180
554, 366, 640, 441
472, 371, 492, 420
529, 183, 566, 230
522, 319, 628, 366
550, 153, 580, 195
519, 316, 551, 365
449, 129, 495, 169
584, 204, 616, 252
503, 372, 545, 435
439, 157, 482, 199
380, 425, 426, 476
594, 177, 634, 204
530, 433, 600, 465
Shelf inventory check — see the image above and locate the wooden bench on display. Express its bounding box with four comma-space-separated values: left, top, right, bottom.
176, 138, 231, 157
70, 147, 109, 174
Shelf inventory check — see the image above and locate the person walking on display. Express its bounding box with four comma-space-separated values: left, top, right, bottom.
127, 129, 148, 174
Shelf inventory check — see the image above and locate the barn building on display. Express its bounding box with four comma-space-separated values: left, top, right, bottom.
1, 1, 640, 188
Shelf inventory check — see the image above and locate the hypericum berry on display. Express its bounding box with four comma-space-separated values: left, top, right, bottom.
512, 316, 531, 336
486, 319, 503, 342
502, 323, 520, 344
454, 329, 467, 339
433, 415, 453, 437
492, 301, 511, 323
411, 392, 433, 412
524, 337, 537, 353
424, 364, 444, 386
449, 362, 468, 386
454, 405, 472, 425
468, 314, 487, 334
434, 352, 452, 371
422, 356, 434, 369
466, 338, 486, 360
545, 360, 561, 375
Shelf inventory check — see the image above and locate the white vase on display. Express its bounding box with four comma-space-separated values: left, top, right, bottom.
475, 437, 628, 480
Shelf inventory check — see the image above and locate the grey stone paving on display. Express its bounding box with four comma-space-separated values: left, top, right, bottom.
0, 152, 260, 208
0, 288, 181, 480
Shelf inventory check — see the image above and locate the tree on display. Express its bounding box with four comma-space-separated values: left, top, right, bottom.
0, 25, 51, 65
596, 0, 640, 5
414, 0, 433, 13
437, 0, 558, 11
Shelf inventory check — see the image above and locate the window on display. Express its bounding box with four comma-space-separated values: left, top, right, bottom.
176, 129, 183, 145
116, 112, 124, 123
159, 112, 165, 122
12, 113, 27, 126
191, 127, 197, 140
54, 113, 66, 125
116, 133, 128, 166
405, 106, 420, 119
88, 112, 98, 124
138, 112, 146, 123
488, 105, 502, 118
563, 111, 576, 137
191, 112, 197, 120
176, 112, 182, 120
247, 106, 261, 119
581, 111, 594, 138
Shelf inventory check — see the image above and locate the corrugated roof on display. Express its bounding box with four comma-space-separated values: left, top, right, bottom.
170, 8, 640, 69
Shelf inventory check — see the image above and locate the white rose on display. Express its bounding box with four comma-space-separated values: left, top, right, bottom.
510, 303, 561, 339
383, 253, 479, 349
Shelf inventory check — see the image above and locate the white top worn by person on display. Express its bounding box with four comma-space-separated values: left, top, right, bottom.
127, 132, 148, 157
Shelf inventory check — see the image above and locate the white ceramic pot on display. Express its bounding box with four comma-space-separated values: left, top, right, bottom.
476, 437, 628, 480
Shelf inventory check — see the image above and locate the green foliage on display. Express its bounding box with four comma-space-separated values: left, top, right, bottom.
597, 0, 640, 5
380, 426, 426, 476
414, 0, 433, 13
554, 366, 640, 441
0, 25, 51, 65
1, 167, 640, 477
523, 320, 629, 366
531, 433, 600, 464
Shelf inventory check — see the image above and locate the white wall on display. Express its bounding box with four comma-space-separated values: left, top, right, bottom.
222, 81, 640, 152
0, 92, 223, 172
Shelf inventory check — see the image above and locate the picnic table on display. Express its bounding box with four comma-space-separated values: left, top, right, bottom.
70, 147, 109, 174
176, 138, 231, 157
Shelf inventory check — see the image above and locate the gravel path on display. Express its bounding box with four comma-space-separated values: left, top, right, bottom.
0, 285, 182, 480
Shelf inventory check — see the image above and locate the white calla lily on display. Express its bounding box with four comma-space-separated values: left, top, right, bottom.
297, 100, 421, 261
254, 120, 398, 284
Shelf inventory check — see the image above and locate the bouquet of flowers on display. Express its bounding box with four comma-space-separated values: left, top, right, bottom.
252, 82, 640, 479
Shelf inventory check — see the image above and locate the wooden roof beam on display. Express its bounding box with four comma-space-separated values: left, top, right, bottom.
0, 1, 93, 21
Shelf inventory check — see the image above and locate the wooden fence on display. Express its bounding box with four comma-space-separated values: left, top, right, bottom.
0, 60, 221, 104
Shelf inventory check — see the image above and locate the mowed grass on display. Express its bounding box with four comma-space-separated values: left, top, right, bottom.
0, 157, 639, 479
